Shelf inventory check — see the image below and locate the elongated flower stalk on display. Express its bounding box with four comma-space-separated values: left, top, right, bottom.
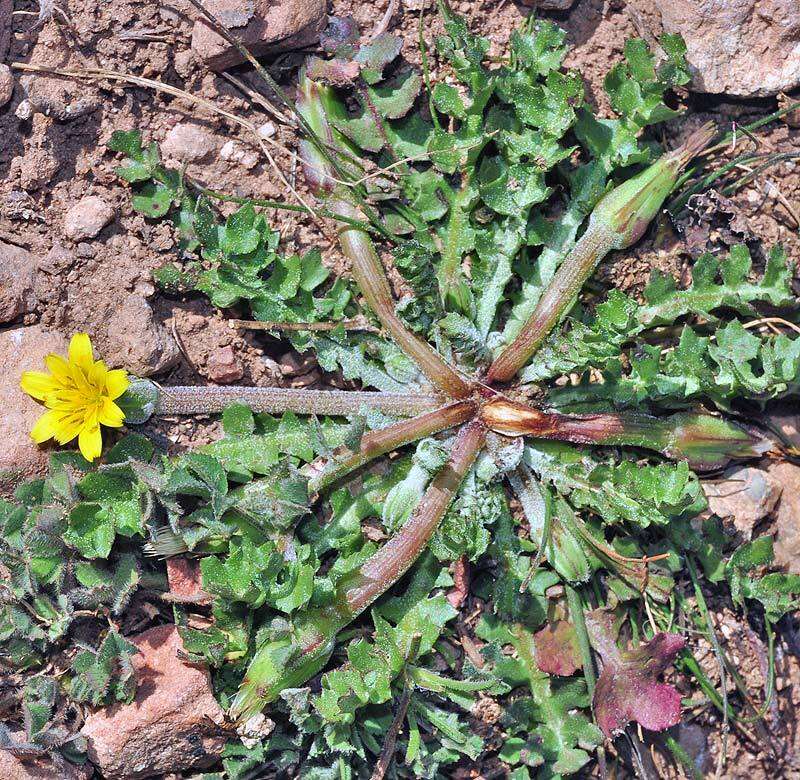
480, 398, 766, 469
308, 399, 477, 493
155, 384, 443, 418
296, 73, 472, 400
229, 420, 486, 720
485, 123, 716, 384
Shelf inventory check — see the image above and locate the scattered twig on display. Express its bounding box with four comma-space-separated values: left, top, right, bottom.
9, 61, 321, 227
370, 0, 399, 40
220, 71, 292, 126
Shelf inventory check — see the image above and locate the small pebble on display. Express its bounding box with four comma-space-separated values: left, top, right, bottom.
63, 196, 115, 242
161, 122, 215, 162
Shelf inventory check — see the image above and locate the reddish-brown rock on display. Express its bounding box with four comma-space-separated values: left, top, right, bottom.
160, 122, 216, 163
628, 0, 800, 97
81, 625, 226, 780
0, 736, 90, 780
101, 294, 180, 378
768, 461, 800, 575
0, 241, 38, 323
167, 557, 212, 605
206, 345, 244, 384
191, 0, 327, 71
0, 326, 68, 496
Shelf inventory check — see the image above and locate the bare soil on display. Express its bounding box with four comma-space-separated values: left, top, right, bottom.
2, 0, 800, 777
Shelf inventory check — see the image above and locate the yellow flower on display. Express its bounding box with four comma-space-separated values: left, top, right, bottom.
20, 333, 129, 462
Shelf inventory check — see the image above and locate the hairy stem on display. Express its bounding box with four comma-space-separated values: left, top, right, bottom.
439, 177, 475, 315
230, 420, 485, 720
485, 222, 616, 384
308, 399, 478, 493
481, 398, 767, 469
296, 73, 472, 399
156, 385, 443, 417
487, 123, 715, 384
337, 419, 486, 614
331, 196, 473, 399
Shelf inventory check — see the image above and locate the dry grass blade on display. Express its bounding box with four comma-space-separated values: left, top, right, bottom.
9, 61, 321, 227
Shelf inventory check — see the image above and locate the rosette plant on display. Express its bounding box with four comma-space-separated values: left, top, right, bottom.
5, 5, 800, 778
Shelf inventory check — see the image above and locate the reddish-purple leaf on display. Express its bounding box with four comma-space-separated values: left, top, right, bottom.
533, 620, 582, 676
586, 610, 685, 737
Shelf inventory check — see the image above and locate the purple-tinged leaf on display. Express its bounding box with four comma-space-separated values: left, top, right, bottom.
533, 620, 582, 676
586, 610, 685, 737
306, 56, 361, 88
320, 15, 359, 53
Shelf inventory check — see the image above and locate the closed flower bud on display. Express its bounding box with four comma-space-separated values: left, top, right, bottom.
591, 122, 716, 249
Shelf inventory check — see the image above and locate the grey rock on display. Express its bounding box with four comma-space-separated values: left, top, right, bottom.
0, 64, 13, 107
191, 0, 327, 71
627, 0, 800, 97
703, 466, 782, 538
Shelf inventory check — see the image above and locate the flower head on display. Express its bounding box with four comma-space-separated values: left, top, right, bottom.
20, 333, 129, 462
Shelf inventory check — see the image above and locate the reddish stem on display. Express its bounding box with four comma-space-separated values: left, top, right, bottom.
308, 399, 478, 492
337, 420, 486, 616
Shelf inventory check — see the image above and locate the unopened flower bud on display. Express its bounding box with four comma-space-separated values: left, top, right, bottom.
591, 122, 716, 249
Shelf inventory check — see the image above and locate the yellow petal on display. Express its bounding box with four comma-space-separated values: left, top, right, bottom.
89, 359, 108, 389
53, 412, 86, 445
45, 353, 73, 386
98, 399, 125, 428
20, 371, 57, 401
105, 369, 130, 400
78, 425, 103, 462
30, 409, 60, 444
69, 333, 94, 372
69, 361, 92, 392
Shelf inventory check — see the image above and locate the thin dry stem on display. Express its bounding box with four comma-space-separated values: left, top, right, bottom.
9, 61, 319, 225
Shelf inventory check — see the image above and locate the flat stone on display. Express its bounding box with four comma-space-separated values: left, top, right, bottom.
768, 461, 800, 575
702, 466, 782, 539
627, 0, 800, 97
191, 0, 327, 71
167, 557, 212, 605
0, 241, 38, 323
63, 196, 115, 242
0, 735, 89, 780
0, 326, 69, 496
101, 294, 180, 377
81, 625, 226, 780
